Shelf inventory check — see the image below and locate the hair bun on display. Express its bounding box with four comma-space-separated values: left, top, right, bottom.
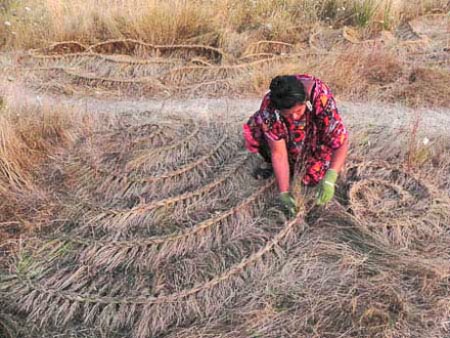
268, 75, 306, 110
269, 76, 283, 92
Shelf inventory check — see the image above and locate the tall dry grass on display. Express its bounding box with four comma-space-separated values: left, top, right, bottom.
0, 0, 448, 51
0, 92, 73, 189
243, 45, 450, 107
0, 89, 80, 255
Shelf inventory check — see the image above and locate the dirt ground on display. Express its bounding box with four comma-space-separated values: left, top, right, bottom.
5, 80, 450, 134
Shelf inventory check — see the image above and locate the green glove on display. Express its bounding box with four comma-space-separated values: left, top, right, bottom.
316, 169, 338, 206
279, 192, 298, 218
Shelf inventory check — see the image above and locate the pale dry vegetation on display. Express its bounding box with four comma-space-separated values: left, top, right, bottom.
0, 91, 450, 338
1, 0, 449, 106
1, 1, 450, 338
0, 0, 447, 49
0, 88, 84, 264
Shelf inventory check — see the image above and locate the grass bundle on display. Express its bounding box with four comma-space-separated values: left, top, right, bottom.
347, 159, 450, 247
69, 152, 252, 237
60, 179, 277, 271
5, 209, 304, 337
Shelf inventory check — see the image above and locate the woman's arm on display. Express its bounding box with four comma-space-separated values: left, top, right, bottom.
329, 138, 349, 173
267, 137, 290, 193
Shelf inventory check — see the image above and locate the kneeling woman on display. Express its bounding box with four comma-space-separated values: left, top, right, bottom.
243, 74, 349, 216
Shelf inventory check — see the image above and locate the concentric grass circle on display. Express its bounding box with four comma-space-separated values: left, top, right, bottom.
347, 160, 449, 246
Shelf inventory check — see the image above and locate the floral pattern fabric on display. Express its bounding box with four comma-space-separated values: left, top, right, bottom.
243, 74, 348, 186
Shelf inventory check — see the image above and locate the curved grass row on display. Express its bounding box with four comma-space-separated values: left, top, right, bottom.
347, 160, 450, 247
56, 179, 276, 270
69, 153, 251, 235
5, 213, 302, 337
29, 39, 224, 62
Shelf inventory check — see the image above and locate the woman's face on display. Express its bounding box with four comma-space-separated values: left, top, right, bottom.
280, 102, 307, 120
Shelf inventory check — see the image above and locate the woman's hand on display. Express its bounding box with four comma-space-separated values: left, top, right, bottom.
316, 169, 337, 205
315, 139, 348, 205
279, 192, 298, 217
267, 137, 290, 193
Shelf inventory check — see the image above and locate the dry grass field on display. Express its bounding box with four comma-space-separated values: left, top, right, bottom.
1, 1, 450, 337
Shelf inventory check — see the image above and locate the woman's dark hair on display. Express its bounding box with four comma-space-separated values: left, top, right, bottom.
269, 75, 306, 110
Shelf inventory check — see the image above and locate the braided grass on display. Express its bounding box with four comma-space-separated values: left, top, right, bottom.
2, 18, 450, 337
34, 41, 88, 54
62, 125, 169, 195
71, 123, 174, 178
242, 40, 294, 56
54, 120, 245, 214
68, 119, 193, 175
14, 213, 301, 304
28, 39, 224, 62
28, 50, 178, 66
24, 48, 327, 98
70, 152, 251, 235
5, 210, 302, 338
4, 113, 450, 338
347, 160, 450, 247
125, 121, 201, 171
63, 123, 239, 217
137, 130, 230, 183
59, 179, 277, 270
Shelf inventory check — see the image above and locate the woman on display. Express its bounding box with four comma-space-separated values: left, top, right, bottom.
243, 74, 349, 216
